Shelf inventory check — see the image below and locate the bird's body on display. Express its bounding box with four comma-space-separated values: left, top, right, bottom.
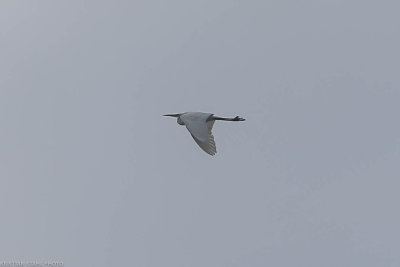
163, 112, 245, 155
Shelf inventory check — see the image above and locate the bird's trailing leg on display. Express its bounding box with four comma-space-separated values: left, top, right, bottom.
210, 115, 245, 121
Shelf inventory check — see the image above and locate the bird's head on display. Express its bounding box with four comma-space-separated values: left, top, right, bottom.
163, 113, 185, 125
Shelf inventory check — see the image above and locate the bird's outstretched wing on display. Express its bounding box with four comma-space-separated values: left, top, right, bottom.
180, 113, 217, 155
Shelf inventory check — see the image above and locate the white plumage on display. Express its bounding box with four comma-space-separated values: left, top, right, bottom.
180, 112, 217, 155
163, 112, 245, 155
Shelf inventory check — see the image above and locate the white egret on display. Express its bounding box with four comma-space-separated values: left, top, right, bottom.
163, 112, 245, 155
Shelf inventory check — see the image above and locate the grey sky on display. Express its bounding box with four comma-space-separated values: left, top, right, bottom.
1, 1, 399, 266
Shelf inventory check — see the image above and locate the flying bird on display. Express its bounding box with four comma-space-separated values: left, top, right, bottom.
163, 112, 245, 155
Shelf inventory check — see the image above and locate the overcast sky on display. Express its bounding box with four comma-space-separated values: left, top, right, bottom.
1, 1, 400, 266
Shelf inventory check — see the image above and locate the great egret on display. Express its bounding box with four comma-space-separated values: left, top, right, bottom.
163, 112, 245, 155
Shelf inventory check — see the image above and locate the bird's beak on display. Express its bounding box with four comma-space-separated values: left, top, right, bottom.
163, 113, 180, 117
